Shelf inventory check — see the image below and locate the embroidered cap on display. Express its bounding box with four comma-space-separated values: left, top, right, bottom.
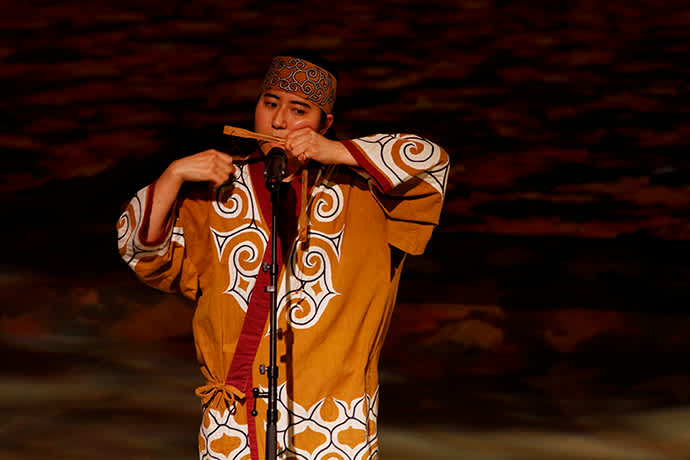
261, 56, 337, 114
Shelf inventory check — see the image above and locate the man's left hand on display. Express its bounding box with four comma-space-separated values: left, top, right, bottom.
285, 124, 357, 166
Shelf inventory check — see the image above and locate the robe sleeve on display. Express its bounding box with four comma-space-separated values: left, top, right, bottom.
116, 181, 199, 300
340, 134, 450, 255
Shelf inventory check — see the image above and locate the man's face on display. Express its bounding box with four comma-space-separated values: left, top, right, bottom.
254, 89, 329, 152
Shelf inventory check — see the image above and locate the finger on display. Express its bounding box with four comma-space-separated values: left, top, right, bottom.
286, 124, 313, 146
211, 169, 231, 186
214, 159, 235, 179
291, 119, 312, 132
286, 132, 313, 154
297, 149, 310, 162
289, 142, 308, 160
217, 152, 235, 166
223, 162, 237, 178
208, 149, 234, 165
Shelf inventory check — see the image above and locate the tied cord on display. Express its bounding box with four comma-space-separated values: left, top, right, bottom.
296, 164, 333, 243
195, 380, 245, 413
298, 168, 308, 242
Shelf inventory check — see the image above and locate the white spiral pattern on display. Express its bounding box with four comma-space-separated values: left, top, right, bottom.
118, 186, 177, 267
116, 211, 131, 242
211, 226, 267, 313
349, 133, 448, 195
311, 182, 344, 223
212, 167, 257, 220
210, 163, 269, 311
275, 228, 343, 330
395, 135, 437, 167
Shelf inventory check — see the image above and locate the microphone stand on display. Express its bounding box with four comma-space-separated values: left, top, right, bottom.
253, 147, 285, 460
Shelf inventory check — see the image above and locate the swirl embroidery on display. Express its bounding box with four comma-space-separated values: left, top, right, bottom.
355, 134, 448, 195
211, 162, 268, 312
118, 187, 181, 267
277, 228, 343, 329
274, 181, 345, 330
311, 180, 344, 223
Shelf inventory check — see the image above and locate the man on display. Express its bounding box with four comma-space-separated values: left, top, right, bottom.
118, 52, 449, 460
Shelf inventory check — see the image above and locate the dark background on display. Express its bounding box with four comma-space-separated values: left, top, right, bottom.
1, 1, 689, 459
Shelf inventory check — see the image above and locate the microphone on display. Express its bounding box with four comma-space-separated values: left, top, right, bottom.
264, 147, 287, 191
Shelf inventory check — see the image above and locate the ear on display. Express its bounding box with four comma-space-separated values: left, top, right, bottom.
319, 113, 334, 135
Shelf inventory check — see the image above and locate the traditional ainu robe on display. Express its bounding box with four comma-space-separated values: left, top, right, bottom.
117, 133, 449, 460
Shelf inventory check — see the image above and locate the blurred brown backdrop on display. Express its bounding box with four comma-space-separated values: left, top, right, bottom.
1, 1, 689, 459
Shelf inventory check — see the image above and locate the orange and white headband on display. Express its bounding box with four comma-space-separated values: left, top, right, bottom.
261, 56, 337, 114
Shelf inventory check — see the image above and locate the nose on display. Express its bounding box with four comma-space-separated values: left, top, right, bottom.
272, 105, 288, 130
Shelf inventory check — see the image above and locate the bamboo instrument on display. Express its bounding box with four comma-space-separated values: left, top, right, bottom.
223, 125, 285, 145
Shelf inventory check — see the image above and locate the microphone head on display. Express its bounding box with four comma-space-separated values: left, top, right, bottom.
266, 146, 286, 157
264, 147, 287, 190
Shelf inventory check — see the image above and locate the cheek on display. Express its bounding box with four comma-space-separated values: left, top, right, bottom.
254, 105, 270, 132
287, 112, 322, 131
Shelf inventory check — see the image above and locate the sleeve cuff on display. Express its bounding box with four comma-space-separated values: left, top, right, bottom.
340, 140, 394, 193
137, 180, 177, 247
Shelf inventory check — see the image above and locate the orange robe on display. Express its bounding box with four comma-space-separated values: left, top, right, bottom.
117, 134, 449, 460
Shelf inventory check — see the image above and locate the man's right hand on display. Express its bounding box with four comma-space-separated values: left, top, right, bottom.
144, 149, 235, 242
168, 149, 236, 187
